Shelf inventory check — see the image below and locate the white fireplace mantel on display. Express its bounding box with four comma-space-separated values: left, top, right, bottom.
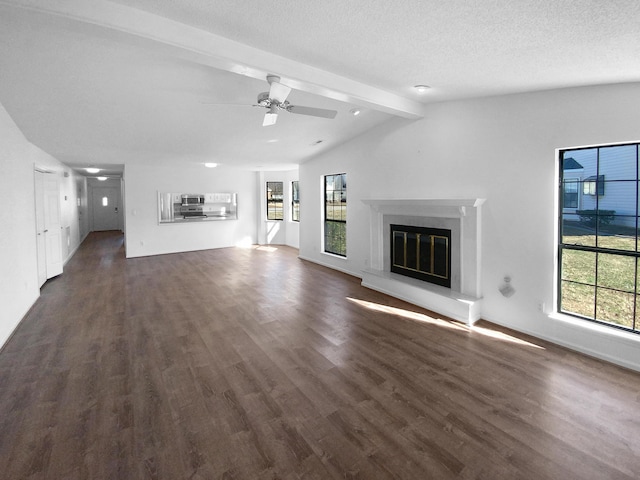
361, 198, 485, 325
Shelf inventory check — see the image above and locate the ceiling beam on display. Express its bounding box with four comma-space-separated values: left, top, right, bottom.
2, 0, 425, 119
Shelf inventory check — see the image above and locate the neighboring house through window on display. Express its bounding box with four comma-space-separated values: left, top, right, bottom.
558, 143, 639, 333
324, 173, 346, 256
562, 157, 583, 210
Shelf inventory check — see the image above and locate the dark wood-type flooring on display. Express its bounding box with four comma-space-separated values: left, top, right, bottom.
1, 231, 640, 479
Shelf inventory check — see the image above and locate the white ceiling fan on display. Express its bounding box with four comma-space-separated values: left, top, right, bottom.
256, 75, 338, 126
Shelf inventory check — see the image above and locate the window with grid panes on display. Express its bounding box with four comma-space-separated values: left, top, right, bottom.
266, 181, 283, 220
559, 143, 640, 333
324, 173, 346, 256
292, 181, 300, 222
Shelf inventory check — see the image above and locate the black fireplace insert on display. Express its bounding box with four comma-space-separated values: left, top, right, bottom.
390, 224, 451, 288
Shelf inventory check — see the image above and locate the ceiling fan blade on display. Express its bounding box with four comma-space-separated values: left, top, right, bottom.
200, 102, 254, 107
268, 80, 291, 104
287, 105, 338, 119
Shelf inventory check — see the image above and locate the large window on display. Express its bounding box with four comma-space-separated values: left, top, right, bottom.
266, 181, 283, 220
292, 181, 300, 222
324, 173, 346, 256
559, 143, 640, 333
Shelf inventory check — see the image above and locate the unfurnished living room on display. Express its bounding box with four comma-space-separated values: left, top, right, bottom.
1, 1, 640, 479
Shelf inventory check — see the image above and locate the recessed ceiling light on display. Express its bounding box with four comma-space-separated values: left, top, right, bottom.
204, 162, 218, 168
267, 139, 279, 143
85, 167, 100, 174
350, 108, 361, 116
414, 84, 431, 93
96, 176, 108, 181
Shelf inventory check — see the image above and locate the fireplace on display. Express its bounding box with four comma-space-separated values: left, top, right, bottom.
390, 225, 451, 288
361, 198, 485, 325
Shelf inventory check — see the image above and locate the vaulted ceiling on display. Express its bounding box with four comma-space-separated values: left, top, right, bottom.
1, 0, 639, 175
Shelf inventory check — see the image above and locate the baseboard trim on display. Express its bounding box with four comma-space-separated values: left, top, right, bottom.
297, 254, 359, 278
0, 294, 39, 354
482, 314, 640, 373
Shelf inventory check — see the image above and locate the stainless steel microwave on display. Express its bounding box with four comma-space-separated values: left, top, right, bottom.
181, 194, 204, 206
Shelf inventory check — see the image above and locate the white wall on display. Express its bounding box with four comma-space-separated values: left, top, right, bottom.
284, 169, 300, 249
55, 163, 88, 260
300, 82, 640, 371
75, 174, 90, 242
0, 103, 39, 346
124, 163, 258, 257
0, 102, 86, 348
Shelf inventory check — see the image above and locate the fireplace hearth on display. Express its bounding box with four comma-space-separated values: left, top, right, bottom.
390, 225, 451, 288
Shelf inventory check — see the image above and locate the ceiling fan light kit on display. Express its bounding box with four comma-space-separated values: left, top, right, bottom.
263, 105, 279, 126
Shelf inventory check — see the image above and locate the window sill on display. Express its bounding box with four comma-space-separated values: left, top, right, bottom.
322, 251, 347, 260
549, 311, 640, 343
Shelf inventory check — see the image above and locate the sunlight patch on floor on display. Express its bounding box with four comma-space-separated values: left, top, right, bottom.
256, 245, 278, 252
235, 240, 279, 252
348, 297, 546, 349
470, 324, 546, 350
347, 297, 469, 332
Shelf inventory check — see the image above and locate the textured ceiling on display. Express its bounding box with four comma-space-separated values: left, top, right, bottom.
110, 0, 640, 98
1, 0, 640, 174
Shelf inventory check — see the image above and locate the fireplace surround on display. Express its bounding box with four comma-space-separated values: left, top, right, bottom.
361, 198, 485, 325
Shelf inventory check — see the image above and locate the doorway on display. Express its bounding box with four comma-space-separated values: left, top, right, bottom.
34, 170, 63, 287
91, 186, 121, 231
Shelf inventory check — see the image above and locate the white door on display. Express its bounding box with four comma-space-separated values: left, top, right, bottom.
35, 170, 63, 285
34, 171, 47, 287
92, 187, 120, 231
